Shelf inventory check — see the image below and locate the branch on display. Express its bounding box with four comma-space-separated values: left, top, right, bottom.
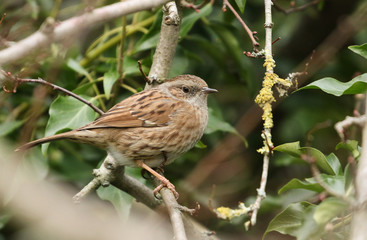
1, 74, 104, 116
222, 0, 260, 51
146, 1, 182, 87
156, 181, 188, 240
73, 154, 161, 208
0, 0, 171, 66
335, 115, 367, 142
247, 0, 274, 228
351, 91, 367, 238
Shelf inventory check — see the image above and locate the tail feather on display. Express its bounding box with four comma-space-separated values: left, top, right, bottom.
15, 131, 75, 152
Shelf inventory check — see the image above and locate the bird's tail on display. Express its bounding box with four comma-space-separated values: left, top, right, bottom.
15, 131, 75, 152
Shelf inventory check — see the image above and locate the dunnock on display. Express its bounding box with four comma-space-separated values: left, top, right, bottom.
17, 74, 217, 198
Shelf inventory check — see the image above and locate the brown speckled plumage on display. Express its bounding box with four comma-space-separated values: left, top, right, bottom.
16, 75, 217, 198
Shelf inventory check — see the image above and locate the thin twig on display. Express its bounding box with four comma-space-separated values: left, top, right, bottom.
249, 0, 273, 228
273, 0, 322, 14
222, 0, 260, 51
73, 178, 101, 203
2, 74, 104, 115
335, 115, 367, 141
138, 60, 151, 84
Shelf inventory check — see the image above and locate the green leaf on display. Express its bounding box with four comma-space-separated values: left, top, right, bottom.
274, 142, 335, 175
263, 202, 314, 239
314, 197, 348, 226
132, 12, 162, 53
67, 58, 89, 75
349, 43, 367, 60
336, 140, 360, 159
326, 153, 342, 175
278, 178, 324, 194
103, 69, 119, 100
0, 120, 24, 137
344, 163, 354, 196
274, 142, 303, 158
42, 95, 98, 153
205, 108, 247, 146
296, 73, 367, 96
97, 185, 133, 220
235, 0, 246, 13
306, 174, 345, 195
180, 4, 212, 38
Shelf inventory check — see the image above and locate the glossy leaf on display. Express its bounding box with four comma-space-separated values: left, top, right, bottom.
180, 4, 212, 38
235, 0, 246, 13
296, 73, 367, 96
349, 43, 367, 60
103, 69, 119, 100
326, 153, 342, 175
263, 202, 315, 239
67, 58, 89, 75
336, 140, 360, 159
278, 178, 324, 194
314, 197, 348, 226
306, 174, 345, 195
274, 142, 336, 175
42, 95, 98, 153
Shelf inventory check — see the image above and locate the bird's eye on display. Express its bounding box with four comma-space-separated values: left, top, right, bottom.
182, 86, 190, 93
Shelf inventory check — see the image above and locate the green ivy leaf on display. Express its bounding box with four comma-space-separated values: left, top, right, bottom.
103, 69, 119, 100
278, 178, 324, 194
313, 197, 348, 226
235, 0, 246, 13
263, 202, 314, 239
296, 73, 367, 96
274, 142, 336, 175
326, 153, 342, 175
67, 58, 89, 76
336, 140, 360, 159
42, 95, 98, 153
349, 43, 367, 60
306, 174, 345, 195
97, 185, 133, 220
180, 4, 212, 38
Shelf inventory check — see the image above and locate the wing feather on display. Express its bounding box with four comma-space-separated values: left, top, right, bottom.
80, 89, 181, 130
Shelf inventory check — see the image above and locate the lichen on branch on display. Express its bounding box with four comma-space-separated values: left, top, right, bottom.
255, 54, 292, 131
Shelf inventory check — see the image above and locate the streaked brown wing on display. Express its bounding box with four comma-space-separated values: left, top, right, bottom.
80, 89, 181, 129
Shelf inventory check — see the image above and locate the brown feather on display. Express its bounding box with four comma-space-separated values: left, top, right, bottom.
80, 89, 180, 130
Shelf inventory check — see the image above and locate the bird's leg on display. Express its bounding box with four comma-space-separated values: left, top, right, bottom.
135, 160, 179, 199
157, 151, 168, 174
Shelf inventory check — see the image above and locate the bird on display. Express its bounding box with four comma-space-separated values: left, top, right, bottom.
16, 74, 217, 198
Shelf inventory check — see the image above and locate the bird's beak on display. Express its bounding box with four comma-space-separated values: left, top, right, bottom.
201, 87, 218, 94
